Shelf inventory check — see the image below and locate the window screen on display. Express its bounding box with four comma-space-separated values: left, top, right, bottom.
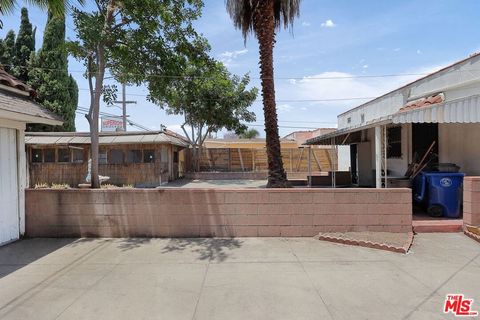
99, 148, 107, 164
127, 150, 142, 163
143, 150, 155, 163
44, 149, 55, 163
58, 148, 70, 163
387, 127, 402, 158
32, 149, 43, 163
72, 149, 84, 163
109, 149, 124, 164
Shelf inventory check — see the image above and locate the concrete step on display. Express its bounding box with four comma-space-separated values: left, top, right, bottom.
413, 219, 463, 233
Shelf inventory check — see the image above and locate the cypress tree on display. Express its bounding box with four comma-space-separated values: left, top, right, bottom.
28, 11, 78, 132
13, 8, 35, 81
0, 30, 16, 72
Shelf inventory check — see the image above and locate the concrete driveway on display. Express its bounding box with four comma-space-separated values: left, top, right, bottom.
0, 234, 479, 320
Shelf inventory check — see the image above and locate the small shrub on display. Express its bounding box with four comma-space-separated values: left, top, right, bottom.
51, 183, 71, 189
122, 184, 134, 189
34, 182, 49, 189
101, 184, 119, 189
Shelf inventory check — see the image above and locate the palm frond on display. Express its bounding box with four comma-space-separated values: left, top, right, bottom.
23, 0, 85, 16
0, 0, 15, 15
225, 0, 301, 40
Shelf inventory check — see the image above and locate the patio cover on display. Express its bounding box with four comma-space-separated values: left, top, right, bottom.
392, 94, 480, 124
306, 94, 480, 146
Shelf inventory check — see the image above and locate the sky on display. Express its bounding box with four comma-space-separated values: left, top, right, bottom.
2, 0, 480, 137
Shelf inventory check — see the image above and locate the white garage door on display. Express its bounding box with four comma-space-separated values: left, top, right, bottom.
0, 127, 19, 245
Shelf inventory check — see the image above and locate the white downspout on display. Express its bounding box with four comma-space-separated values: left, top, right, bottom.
375, 126, 382, 188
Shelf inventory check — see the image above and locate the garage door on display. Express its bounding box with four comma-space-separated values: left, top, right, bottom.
0, 127, 19, 245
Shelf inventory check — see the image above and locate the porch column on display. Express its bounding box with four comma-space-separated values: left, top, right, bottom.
307, 146, 312, 187
375, 126, 382, 188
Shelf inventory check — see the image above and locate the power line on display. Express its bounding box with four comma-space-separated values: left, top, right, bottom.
76, 107, 152, 131
75, 88, 376, 102
75, 109, 329, 131
5, 63, 476, 80
245, 124, 320, 130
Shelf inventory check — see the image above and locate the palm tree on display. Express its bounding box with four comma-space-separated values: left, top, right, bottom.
226, 0, 300, 188
239, 128, 260, 139
0, 0, 80, 28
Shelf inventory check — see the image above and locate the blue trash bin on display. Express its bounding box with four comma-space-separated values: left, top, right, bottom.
413, 172, 465, 218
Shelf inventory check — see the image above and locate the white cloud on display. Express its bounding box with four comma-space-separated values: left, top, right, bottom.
301, 21, 311, 27
362, 64, 369, 69
277, 63, 452, 114
394, 47, 401, 52
219, 49, 248, 66
321, 19, 336, 28
277, 104, 293, 114
416, 49, 422, 55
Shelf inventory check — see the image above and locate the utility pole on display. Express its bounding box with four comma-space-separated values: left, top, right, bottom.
113, 83, 137, 131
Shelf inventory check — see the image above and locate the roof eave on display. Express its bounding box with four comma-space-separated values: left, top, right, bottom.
0, 109, 63, 126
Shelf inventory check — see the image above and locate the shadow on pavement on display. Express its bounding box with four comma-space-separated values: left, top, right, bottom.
160, 238, 243, 262
0, 238, 94, 279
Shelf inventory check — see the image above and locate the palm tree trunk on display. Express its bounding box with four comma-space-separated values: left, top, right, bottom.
254, 0, 289, 188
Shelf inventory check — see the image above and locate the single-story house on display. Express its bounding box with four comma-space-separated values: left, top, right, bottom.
306, 53, 480, 188
0, 69, 63, 245
25, 130, 189, 188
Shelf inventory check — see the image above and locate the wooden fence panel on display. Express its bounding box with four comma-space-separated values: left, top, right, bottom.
188, 147, 336, 173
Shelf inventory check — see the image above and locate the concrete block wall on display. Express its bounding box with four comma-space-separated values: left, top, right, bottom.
26, 188, 412, 238
464, 177, 480, 226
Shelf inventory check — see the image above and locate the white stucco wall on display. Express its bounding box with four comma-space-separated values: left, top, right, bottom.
439, 123, 480, 175
338, 54, 480, 131
336, 146, 350, 172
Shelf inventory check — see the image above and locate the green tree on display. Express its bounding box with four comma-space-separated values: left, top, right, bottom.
12, 7, 35, 81
0, 30, 15, 72
28, 10, 78, 132
239, 128, 260, 139
226, 0, 301, 188
69, 0, 208, 188
150, 60, 258, 171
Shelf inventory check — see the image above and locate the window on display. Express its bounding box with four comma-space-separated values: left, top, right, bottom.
58, 148, 70, 163
72, 148, 84, 164
32, 149, 43, 163
143, 150, 155, 163
109, 149, 124, 164
361, 114, 365, 123
173, 151, 179, 163
160, 147, 169, 163
127, 150, 142, 164
99, 148, 107, 164
387, 126, 402, 158
44, 149, 55, 163
347, 117, 352, 124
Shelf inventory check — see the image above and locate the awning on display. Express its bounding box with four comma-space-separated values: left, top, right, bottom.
392, 94, 480, 124
304, 118, 391, 145
306, 95, 480, 146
